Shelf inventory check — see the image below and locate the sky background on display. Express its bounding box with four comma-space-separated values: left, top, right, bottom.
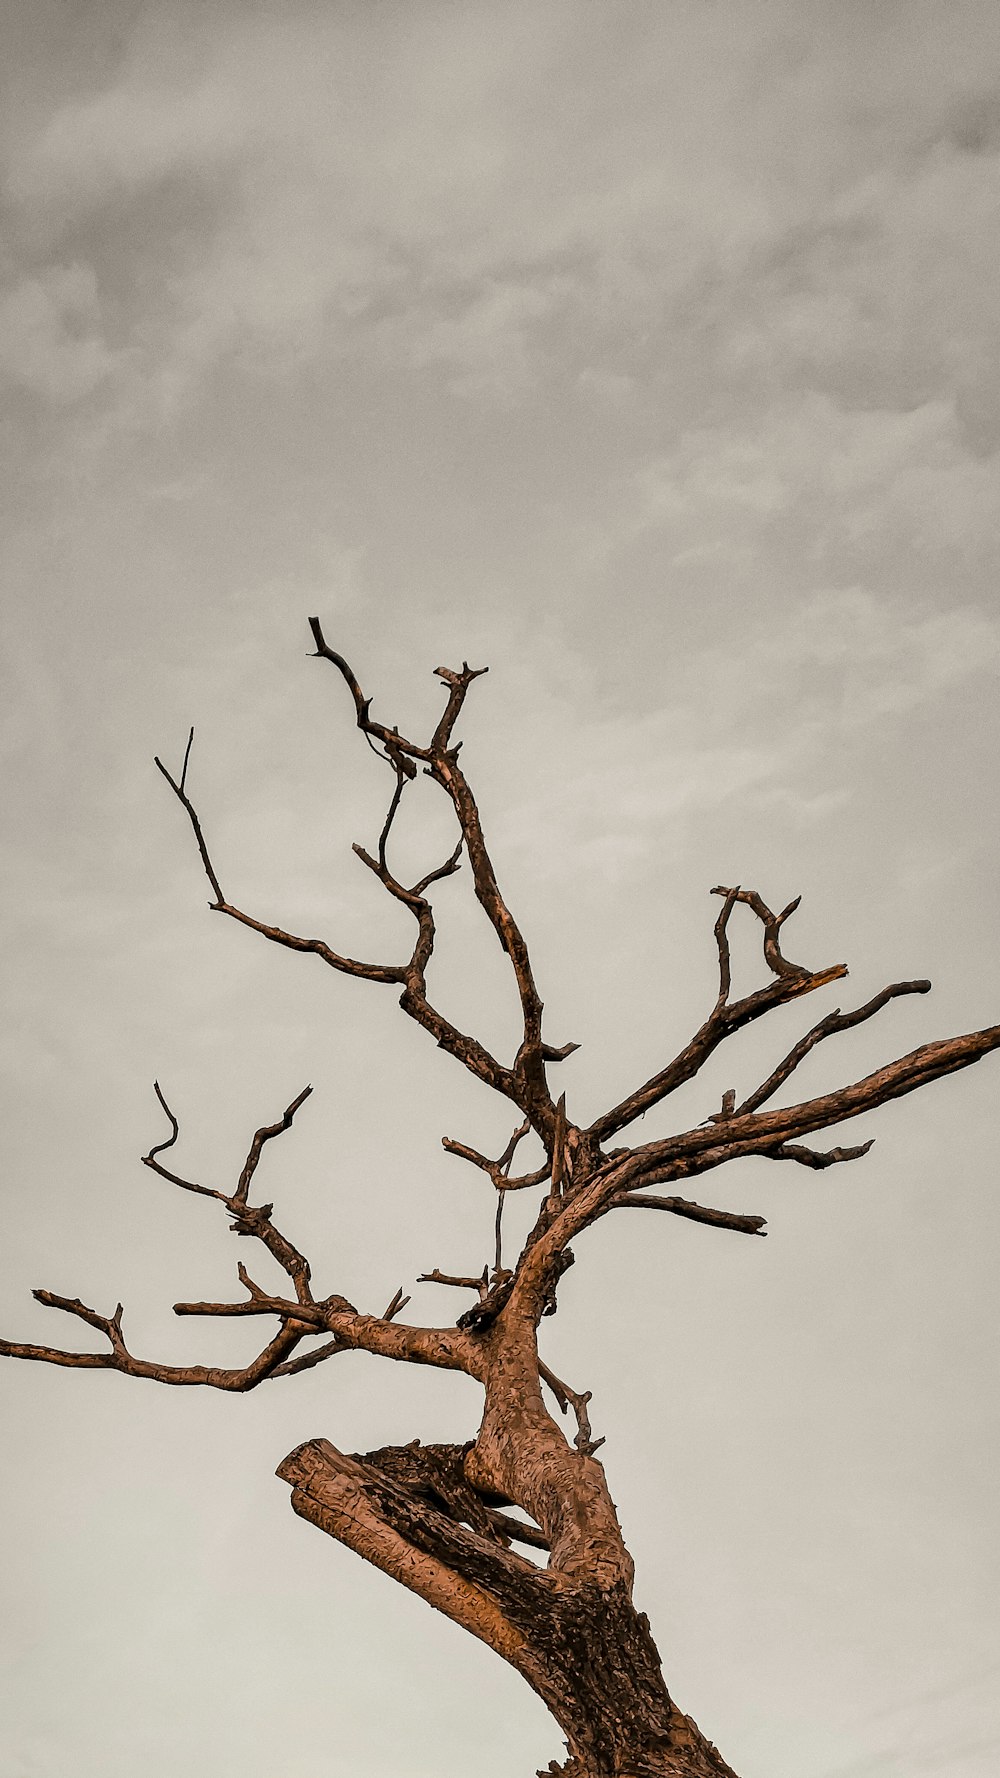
1, 3, 999, 1774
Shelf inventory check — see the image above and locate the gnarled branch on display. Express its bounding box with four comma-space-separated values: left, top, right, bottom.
3, 1082, 480, 1389
505, 1009, 1000, 1328
1, 1290, 304, 1390
277, 1435, 547, 1660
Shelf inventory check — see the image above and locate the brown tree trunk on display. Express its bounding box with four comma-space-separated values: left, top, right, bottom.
278, 1432, 736, 1777
278, 1312, 739, 1778
512, 1580, 739, 1778
470, 1317, 739, 1778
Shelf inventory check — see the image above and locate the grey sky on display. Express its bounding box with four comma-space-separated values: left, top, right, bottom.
1, 3, 998, 1774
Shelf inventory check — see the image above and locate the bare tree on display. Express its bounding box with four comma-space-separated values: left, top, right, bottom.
4, 621, 999, 1778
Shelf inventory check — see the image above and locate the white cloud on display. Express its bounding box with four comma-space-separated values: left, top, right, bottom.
404, 275, 576, 401
643, 395, 1000, 574
6, 78, 248, 206
3, 1, 997, 427
483, 580, 1000, 892
0, 262, 123, 404
768, 589, 1000, 726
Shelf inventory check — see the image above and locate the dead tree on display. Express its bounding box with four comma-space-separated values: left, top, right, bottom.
4, 619, 999, 1778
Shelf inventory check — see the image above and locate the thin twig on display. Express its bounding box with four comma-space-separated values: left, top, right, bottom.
381, 1287, 412, 1322
142, 1083, 227, 1199
538, 1360, 605, 1457
418, 1268, 490, 1300
154, 742, 225, 905
235, 1084, 313, 1205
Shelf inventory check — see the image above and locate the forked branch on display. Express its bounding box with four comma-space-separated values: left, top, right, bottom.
2, 1083, 478, 1387
503, 885, 1000, 1323
734, 980, 932, 1116
588, 886, 848, 1143
539, 1360, 605, 1457
442, 1123, 550, 1194
309, 621, 555, 1134
155, 688, 529, 1113
1, 1290, 305, 1389
154, 740, 406, 986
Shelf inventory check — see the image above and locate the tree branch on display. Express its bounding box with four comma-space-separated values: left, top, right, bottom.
427, 737, 551, 1126
144, 1082, 318, 1305
277, 1435, 549, 1664
308, 622, 555, 1133
307, 620, 433, 766
1, 1292, 304, 1389
265, 1339, 349, 1380
735, 980, 932, 1116
418, 1267, 490, 1297
153, 730, 225, 903
763, 1139, 875, 1170
1, 1084, 332, 1386
142, 1079, 226, 1199
538, 1360, 605, 1457
613, 1195, 767, 1235
235, 1083, 313, 1206
589, 887, 847, 1143
155, 735, 406, 984
687, 1020, 1000, 1160
505, 1008, 1000, 1329
157, 719, 520, 1109
441, 1128, 550, 1194
3, 1082, 482, 1389
381, 1286, 412, 1322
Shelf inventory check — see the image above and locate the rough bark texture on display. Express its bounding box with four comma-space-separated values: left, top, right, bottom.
277, 1434, 735, 1778
4, 626, 1000, 1776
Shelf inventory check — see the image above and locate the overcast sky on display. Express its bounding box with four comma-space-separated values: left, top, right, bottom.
2, 4, 999, 1776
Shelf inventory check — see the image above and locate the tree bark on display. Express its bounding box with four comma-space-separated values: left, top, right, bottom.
278, 1310, 739, 1778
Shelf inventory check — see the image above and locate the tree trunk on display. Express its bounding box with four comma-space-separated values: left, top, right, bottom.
275, 1308, 740, 1777
513, 1578, 739, 1778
